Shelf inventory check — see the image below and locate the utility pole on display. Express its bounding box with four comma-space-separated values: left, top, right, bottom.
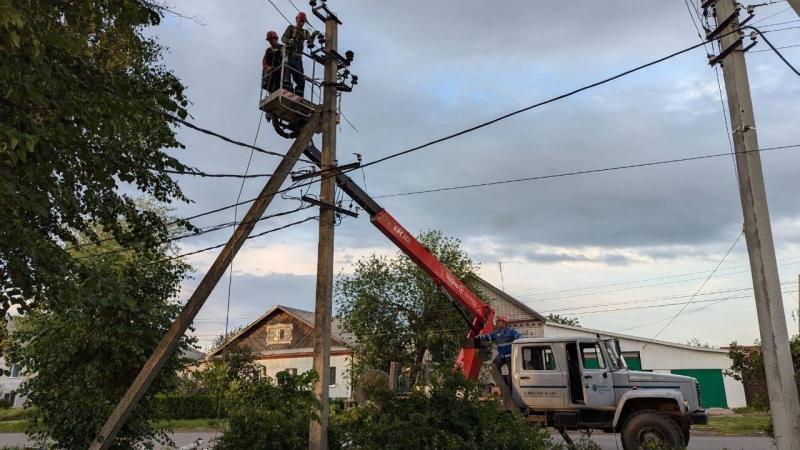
89, 116, 320, 450
308, 5, 340, 449
797, 273, 799, 336
710, 1, 800, 447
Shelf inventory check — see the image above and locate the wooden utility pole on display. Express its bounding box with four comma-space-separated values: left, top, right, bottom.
89, 115, 320, 450
712, 1, 800, 447
308, 14, 338, 450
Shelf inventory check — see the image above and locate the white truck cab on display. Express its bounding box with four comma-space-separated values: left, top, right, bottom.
506, 336, 707, 449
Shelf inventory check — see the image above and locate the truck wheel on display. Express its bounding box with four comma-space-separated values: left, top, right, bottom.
620, 411, 685, 450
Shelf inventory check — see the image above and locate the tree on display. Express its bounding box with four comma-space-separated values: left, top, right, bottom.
685, 338, 714, 349
335, 230, 479, 378
726, 336, 800, 409
545, 314, 580, 327
0, 0, 191, 313
8, 220, 195, 449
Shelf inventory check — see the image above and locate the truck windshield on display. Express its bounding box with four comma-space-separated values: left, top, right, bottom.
603, 339, 627, 371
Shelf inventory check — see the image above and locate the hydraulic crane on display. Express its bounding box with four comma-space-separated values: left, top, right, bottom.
302, 145, 495, 380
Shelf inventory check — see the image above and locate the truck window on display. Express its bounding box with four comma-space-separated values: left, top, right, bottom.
522, 346, 556, 370
579, 343, 606, 369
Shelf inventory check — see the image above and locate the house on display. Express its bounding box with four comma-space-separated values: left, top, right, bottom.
471, 275, 747, 409
209, 305, 353, 399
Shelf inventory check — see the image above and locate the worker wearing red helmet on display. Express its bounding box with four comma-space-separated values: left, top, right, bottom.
281, 11, 318, 97
478, 315, 522, 375
262, 30, 284, 93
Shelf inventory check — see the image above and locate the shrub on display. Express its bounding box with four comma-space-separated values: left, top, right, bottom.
154, 395, 218, 420
330, 370, 553, 450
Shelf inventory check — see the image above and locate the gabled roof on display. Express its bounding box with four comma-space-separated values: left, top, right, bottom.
209, 304, 352, 357
469, 274, 547, 322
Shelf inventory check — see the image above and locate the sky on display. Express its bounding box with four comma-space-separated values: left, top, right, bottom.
148, 0, 800, 350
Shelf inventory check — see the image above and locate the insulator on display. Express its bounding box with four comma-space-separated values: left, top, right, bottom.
345, 50, 355, 64
351, 75, 358, 85
309, 0, 317, 6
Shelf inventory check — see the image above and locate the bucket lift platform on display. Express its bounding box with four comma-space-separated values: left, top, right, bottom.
259, 88, 320, 139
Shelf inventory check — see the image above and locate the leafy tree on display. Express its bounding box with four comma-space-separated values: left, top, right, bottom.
685, 338, 714, 349
726, 336, 800, 409
214, 370, 319, 450
0, 0, 191, 313
8, 221, 194, 449
335, 230, 479, 379
330, 370, 553, 450
545, 314, 580, 327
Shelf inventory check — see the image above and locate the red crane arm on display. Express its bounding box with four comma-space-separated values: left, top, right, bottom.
303, 145, 495, 379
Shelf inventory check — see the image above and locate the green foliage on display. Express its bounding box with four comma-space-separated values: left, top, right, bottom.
685, 338, 714, 349
7, 222, 194, 450
214, 370, 319, 450
0, 0, 192, 312
335, 230, 479, 377
726, 336, 800, 409
154, 395, 218, 420
330, 370, 553, 450
545, 314, 580, 327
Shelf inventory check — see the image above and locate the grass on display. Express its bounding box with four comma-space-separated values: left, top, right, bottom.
694, 411, 771, 435
158, 418, 228, 430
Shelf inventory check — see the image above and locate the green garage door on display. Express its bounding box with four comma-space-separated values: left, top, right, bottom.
671, 369, 727, 408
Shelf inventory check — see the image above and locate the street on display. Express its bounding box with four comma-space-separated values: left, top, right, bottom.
0, 431, 775, 450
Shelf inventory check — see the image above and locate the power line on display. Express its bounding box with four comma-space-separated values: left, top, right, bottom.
748, 26, 800, 76
373, 143, 800, 199
752, 43, 800, 52
152, 108, 313, 164
158, 216, 317, 263
357, 34, 726, 171
266, 0, 293, 25
75, 206, 311, 260
652, 231, 743, 339
151, 167, 272, 179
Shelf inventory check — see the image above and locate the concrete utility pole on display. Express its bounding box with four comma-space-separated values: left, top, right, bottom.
89, 115, 320, 450
308, 14, 338, 450
711, 1, 800, 447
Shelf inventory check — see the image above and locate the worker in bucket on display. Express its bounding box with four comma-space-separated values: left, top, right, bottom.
478, 315, 522, 375
262, 30, 284, 94
281, 11, 318, 97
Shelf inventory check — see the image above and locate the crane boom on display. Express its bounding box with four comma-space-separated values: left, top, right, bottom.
302, 145, 495, 379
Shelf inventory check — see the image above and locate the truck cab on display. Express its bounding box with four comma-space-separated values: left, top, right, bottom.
508, 336, 707, 449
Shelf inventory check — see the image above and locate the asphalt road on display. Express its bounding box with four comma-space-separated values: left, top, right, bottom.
0, 431, 774, 449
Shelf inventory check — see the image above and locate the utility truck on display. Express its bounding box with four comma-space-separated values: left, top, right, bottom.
299, 143, 708, 449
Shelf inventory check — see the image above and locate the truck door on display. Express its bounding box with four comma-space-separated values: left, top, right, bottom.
579, 342, 615, 408
516, 344, 565, 408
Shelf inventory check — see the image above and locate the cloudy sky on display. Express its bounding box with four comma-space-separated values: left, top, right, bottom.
149, 1, 800, 350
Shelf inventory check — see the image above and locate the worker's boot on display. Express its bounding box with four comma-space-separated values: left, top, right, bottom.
294, 88, 304, 98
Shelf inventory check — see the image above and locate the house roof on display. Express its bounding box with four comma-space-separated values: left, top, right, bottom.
545, 322, 728, 354
209, 304, 352, 357
469, 274, 547, 322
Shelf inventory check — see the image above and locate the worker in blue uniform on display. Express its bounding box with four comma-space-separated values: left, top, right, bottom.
478, 315, 522, 375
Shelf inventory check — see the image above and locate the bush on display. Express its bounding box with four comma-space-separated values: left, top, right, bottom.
330, 370, 553, 450
213, 370, 319, 450
154, 395, 219, 420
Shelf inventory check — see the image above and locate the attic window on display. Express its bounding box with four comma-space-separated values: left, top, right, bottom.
266, 324, 293, 344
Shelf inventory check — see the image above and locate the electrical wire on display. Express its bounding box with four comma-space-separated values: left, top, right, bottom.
150, 167, 272, 178
266, 0, 293, 25
152, 108, 313, 164
747, 26, 800, 76
372, 144, 800, 199
652, 230, 743, 339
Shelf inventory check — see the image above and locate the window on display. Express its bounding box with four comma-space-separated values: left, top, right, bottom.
622, 351, 642, 371
579, 343, 605, 369
329, 367, 336, 386
282, 368, 297, 376
266, 324, 293, 344
522, 346, 556, 370
9, 364, 20, 378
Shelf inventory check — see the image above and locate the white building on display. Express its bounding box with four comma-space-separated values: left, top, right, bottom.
209, 305, 353, 399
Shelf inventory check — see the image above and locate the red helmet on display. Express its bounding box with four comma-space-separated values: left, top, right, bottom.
296, 11, 307, 23
266, 30, 278, 41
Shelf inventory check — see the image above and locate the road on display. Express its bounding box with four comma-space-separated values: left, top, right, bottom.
0, 431, 774, 449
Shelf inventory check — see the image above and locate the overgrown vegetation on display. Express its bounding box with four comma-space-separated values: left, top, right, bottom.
545, 314, 580, 327
0, 0, 192, 313
726, 335, 800, 409
335, 230, 480, 381
330, 370, 554, 450
6, 208, 194, 449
